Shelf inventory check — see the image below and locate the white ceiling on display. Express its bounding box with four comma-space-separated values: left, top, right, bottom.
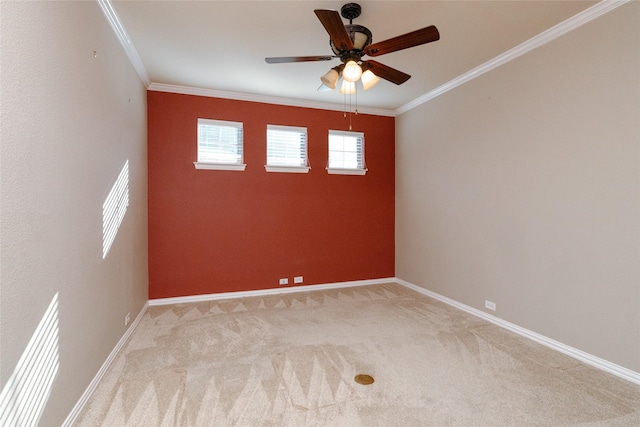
111, 0, 597, 113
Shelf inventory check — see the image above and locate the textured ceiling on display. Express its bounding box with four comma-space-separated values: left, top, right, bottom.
112, 1, 597, 112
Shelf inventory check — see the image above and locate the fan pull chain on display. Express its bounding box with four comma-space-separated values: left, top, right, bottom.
355, 86, 358, 115
341, 79, 360, 130
351, 84, 359, 130
343, 83, 359, 131
344, 91, 347, 118
350, 89, 352, 130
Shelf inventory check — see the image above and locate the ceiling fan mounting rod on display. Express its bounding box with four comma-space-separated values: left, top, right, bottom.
341, 3, 361, 24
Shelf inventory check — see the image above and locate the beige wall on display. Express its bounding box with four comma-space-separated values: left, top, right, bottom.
1, 1, 148, 425
396, 3, 639, 373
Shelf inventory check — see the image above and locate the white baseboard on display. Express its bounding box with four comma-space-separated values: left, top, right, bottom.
394, 278, 640, 386
61, 302, 149, 427
63, 278, 391, 423
64, 276, 639, 424
148, 277, 395, 306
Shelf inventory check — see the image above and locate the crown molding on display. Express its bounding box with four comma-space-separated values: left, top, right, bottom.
396, 0, 630, 115
100, 0, 627, 117
147, 83, 396, 117
97, 0, 150, 87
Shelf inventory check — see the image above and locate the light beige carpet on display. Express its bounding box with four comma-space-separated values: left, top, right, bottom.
75, 283, 640, 426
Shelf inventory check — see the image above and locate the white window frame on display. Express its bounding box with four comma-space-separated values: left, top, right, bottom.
194, 118, 246, 171
265, 125, 310, 173
327, 130, 367, 175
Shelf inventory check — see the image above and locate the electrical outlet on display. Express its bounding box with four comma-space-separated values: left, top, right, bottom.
485, 300, 496, 311
279, 278, 288, 285
294, 276, 303, 284
125, 313, 131, 326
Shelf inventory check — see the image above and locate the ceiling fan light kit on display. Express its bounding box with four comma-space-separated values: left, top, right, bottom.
321, 65, 343, 89
265, 2, 440, 93
340, 80, 356, 95
342, 60, 363, 82
360, 69, 380, 91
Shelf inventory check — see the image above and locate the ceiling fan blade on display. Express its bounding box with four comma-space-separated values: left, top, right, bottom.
364, 25, 440, 57
314, 9, 354, 52
365, 60, 411, 85
265, 55, 335, 64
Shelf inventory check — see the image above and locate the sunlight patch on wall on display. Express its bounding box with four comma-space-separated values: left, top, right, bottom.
0, 293, 60, 427
102, 160, 129, 258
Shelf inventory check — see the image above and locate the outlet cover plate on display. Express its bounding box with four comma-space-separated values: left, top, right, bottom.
485, 300, 496, 311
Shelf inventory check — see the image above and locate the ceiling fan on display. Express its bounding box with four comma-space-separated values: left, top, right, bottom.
265, 3, 440, 93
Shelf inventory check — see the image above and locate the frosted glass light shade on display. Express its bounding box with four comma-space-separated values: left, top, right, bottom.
352, 32, 369, 50
342, 60, 362, 82
340, 80, 356, 94
361, 70, 380, 90
320, 68, 340, 90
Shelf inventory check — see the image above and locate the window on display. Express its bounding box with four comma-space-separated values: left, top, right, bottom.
327, 130, 367, 175
265, 125, 309, 173
194, 119, 246, 171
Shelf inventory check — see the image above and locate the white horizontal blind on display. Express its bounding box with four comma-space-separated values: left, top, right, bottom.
328, 130, 365, 169
197, 118, 243, 164
267, 125, 308, 167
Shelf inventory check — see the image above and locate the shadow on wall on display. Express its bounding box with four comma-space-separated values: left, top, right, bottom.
103, 160, 129, 259
0, 293, 60, 426
0, 158, 131, 425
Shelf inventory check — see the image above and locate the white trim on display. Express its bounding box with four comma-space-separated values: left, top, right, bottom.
394, 278, 640, 386
101, 0, 627, 116
65, 275, 639, 424
97, 0, 150, 87
264, 165, 310, 173
194, 162, 247, 171
395, 0, 630, 115
327, 168, 367, 176
61, 302, 149, 427
148, 277, 395, 306
147, 82, 396, 117
198, 118, 243, 129
328, 129, 366, 172
329, 129, 365, 138
267, 124, 307, 134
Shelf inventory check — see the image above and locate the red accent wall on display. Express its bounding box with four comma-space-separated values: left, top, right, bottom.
147, 91, 395, 299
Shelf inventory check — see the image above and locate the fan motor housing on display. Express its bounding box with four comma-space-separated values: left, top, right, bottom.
330, 24, 372, 55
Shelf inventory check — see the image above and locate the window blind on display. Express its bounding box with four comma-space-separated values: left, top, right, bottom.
266, 125, 308, 167
197, 119, 243, 164
328, 130, 365, 170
